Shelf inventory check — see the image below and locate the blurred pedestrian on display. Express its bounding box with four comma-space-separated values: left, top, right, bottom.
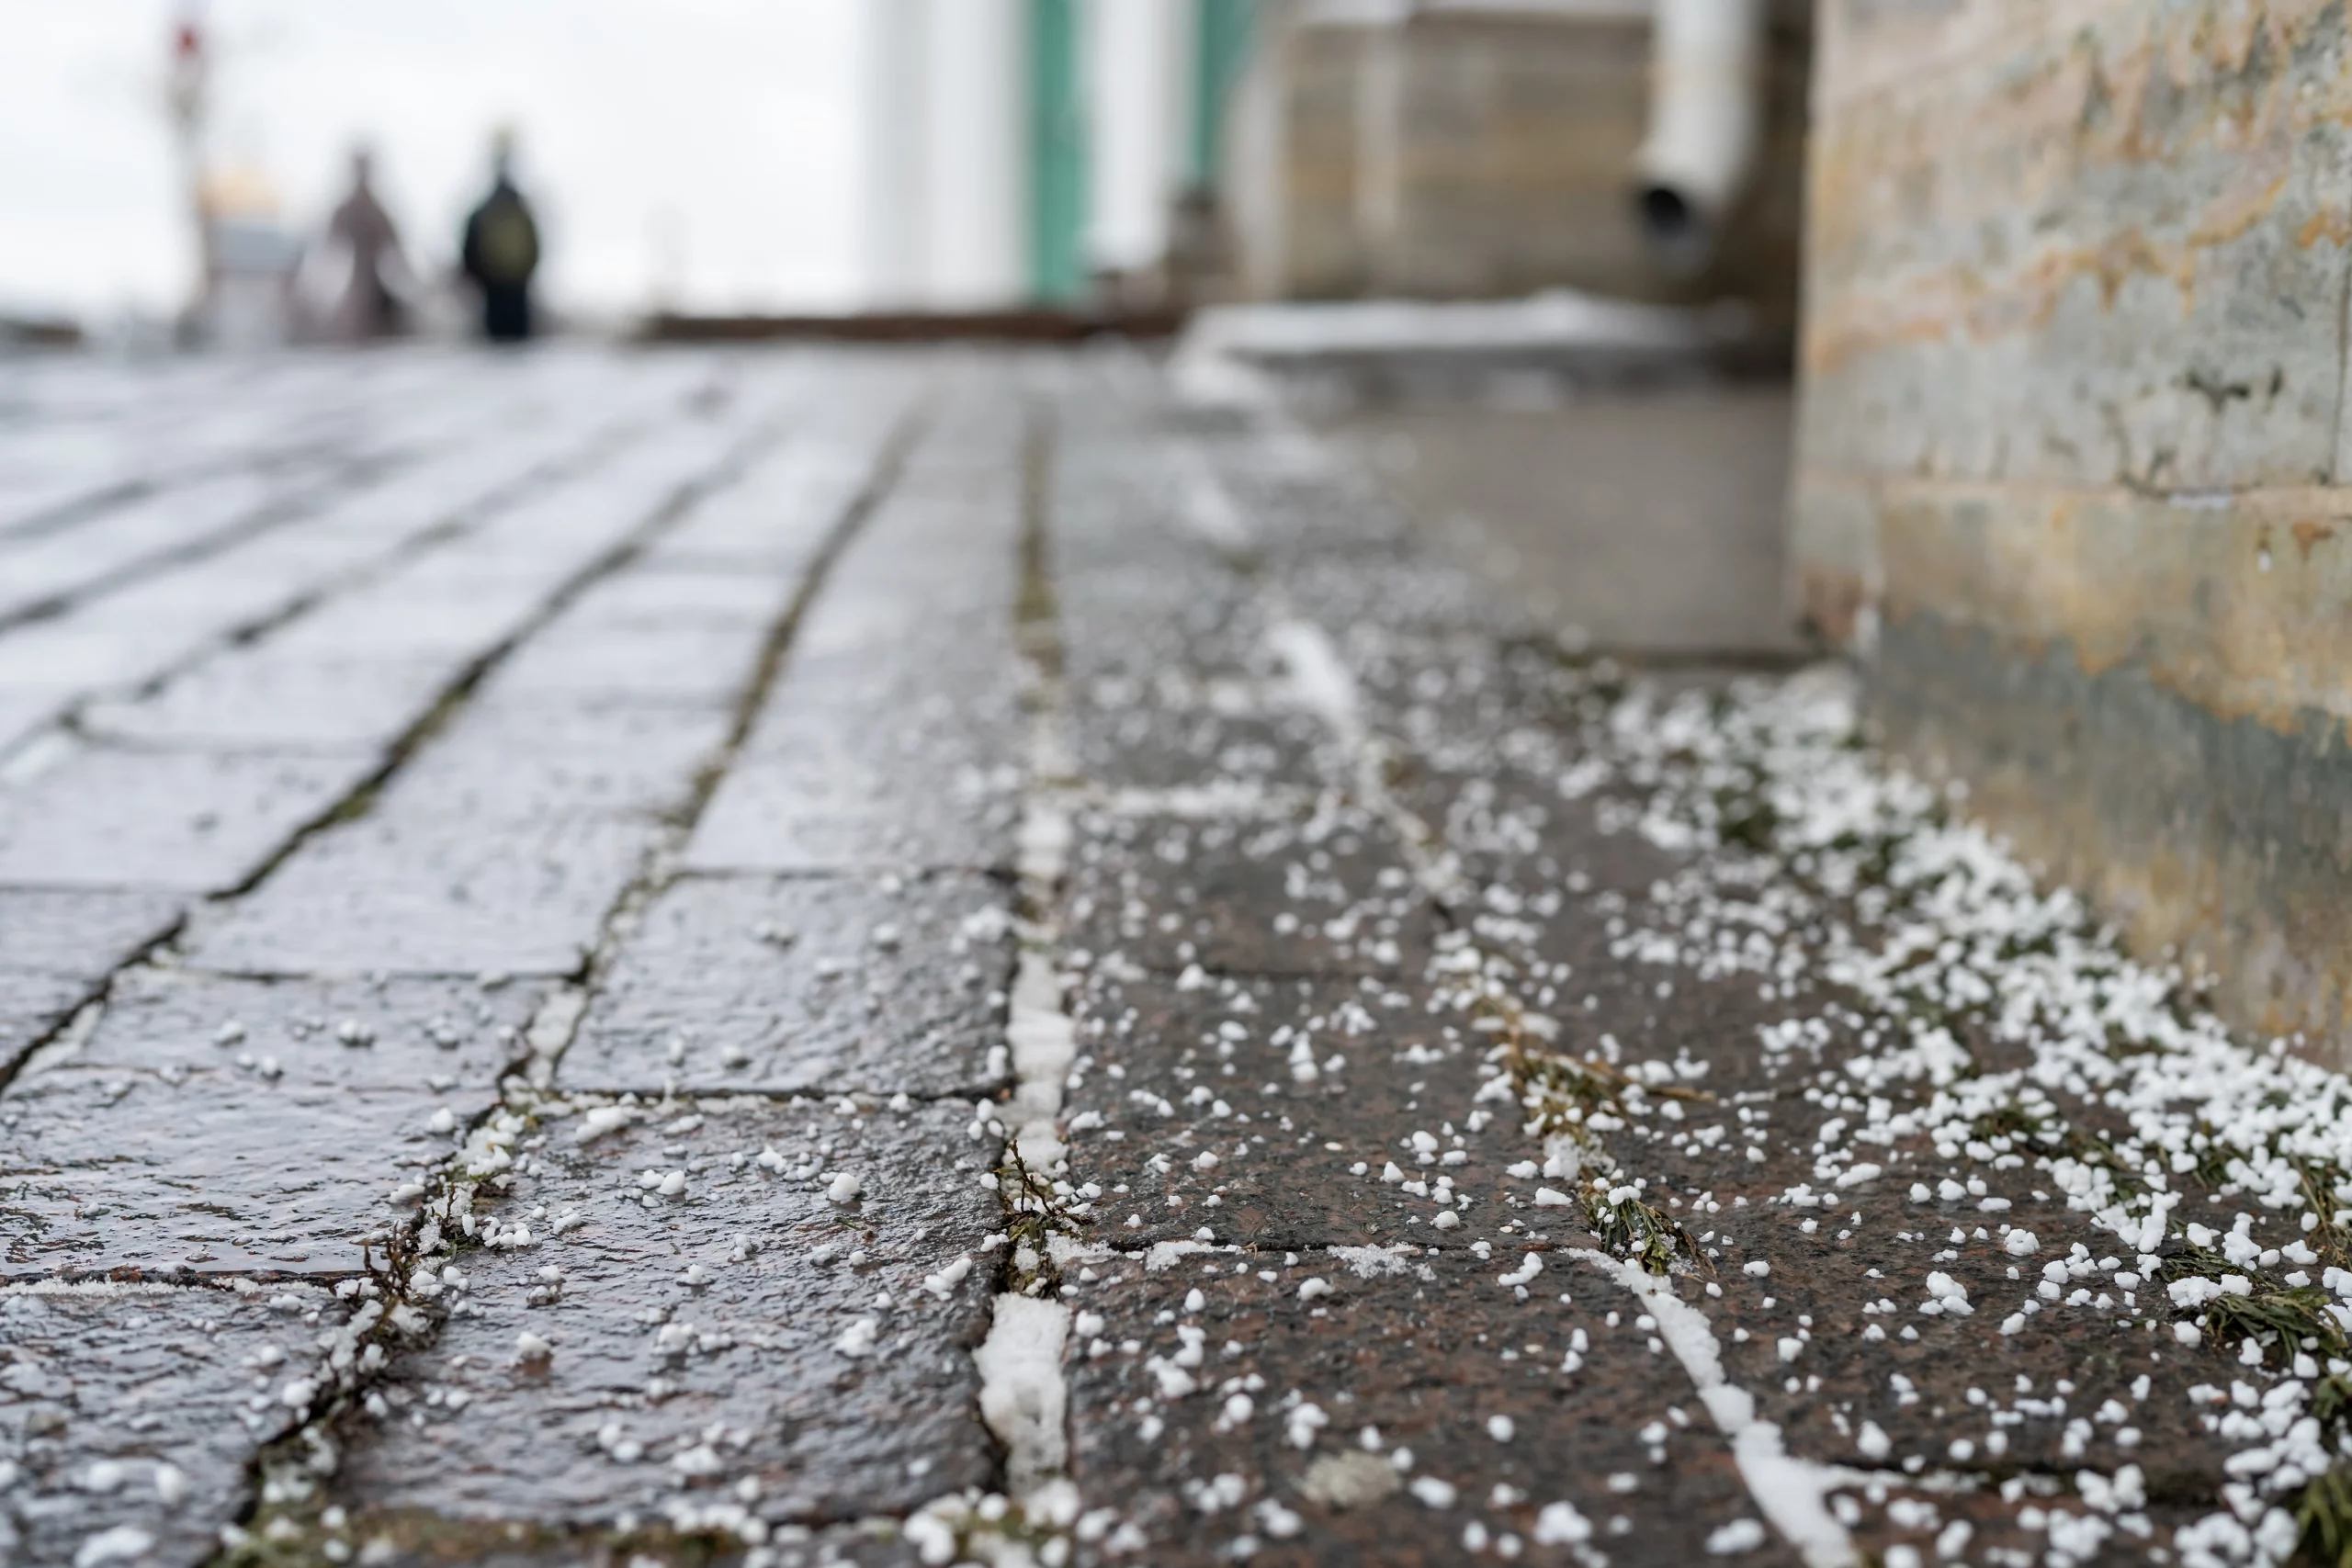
322, 146, 408, 340
461, 130, 541, 343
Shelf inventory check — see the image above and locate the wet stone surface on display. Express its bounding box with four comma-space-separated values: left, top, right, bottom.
1064, 810, 1440, 983
0, 890, 183, 1071
1062, 971, 1527, 1253
183, 811, 660, 978
3, 1072, 467, 1279
0, 1280, 345, 1568
332, 1099, 1002, 1530
0, 892, 187, 983
334, 1520, 921, 1568
0, 745, 379, 894
0, 351, 2313, 1567
561, 872, 1014, 1098
686, 753, 1021, 878
78, 654, 457, 752
1058, 1247, 1781, 1568
60, 971, 545, 1094
1068, 687, 1336, 799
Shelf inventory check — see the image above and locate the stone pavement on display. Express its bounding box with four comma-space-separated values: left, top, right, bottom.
2, 347, 2349, 1568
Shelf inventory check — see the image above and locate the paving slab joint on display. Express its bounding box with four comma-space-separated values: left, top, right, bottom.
194, 391, 932, 1567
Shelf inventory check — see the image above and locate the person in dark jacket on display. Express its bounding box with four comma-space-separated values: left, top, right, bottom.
460, 130, 541, 343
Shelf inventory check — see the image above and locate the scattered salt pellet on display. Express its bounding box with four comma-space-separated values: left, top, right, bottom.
1533, 1502, 1592, 1546
828, 1172, 862, 1204
575, 1105, 635, 1145
1705, 1519, 1768, 1555
73, 1527, 154, 1567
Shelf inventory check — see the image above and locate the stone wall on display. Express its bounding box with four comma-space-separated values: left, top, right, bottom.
1227, 4, 1810, 330
1790, 0, 2352, 1054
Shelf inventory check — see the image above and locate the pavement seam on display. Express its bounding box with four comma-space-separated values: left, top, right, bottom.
521, 389, 938, 1088
0, 390, 786, 1102
199, 403, 796, 908
0, 388, 693, 773
189, 383, 933, 1566
899, 396, 1097, 1562
1193, 423, 1868, 1565
0, 455, 386, 637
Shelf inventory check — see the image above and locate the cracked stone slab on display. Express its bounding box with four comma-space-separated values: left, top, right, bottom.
1058, 1247, 1779, 1567
0, 746, 378, 893
560, 873, 1013, 1098
0, 1280, 345, 1568
0, 890, 184, 1070
332, 1099, 1001, 1532
1063, 810, 1439, 981
1, 1073, 463, 1279
0, 974, 101, 1078
1063, 972, 1534, 1253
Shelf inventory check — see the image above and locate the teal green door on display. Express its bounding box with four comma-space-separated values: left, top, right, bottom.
1027, 0, 1086, 303
1189, 0, 1254, 192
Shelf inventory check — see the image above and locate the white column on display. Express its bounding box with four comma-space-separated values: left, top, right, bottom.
1084, 0, 1188, 281
864, 0, 932, 308
921, 0, 1027, 308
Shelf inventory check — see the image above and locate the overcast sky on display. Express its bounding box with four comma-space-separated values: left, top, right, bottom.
0, 0, 870, 321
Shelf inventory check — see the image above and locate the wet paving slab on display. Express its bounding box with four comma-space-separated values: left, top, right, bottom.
1068, 689, 1337, 799
54, 971, 545, 1094
1060, 970, 1528, 1254
3, 969, 543, 1284
0, 745, 379, 894
1063, 810, 1440, 983
329, 1099, 1001, 1534
311, 1520, 922, 1568
560, 872, 1013, 1100
0, 892, 175, 985
182, 811, 661, 980
77, 655, 461, 754
1, 1280, 346, 1568
1058, 1247, 1784, 1568
685, 754, 1021, 879
5, 1073, 478, 1280
0, 891, 183, 1071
